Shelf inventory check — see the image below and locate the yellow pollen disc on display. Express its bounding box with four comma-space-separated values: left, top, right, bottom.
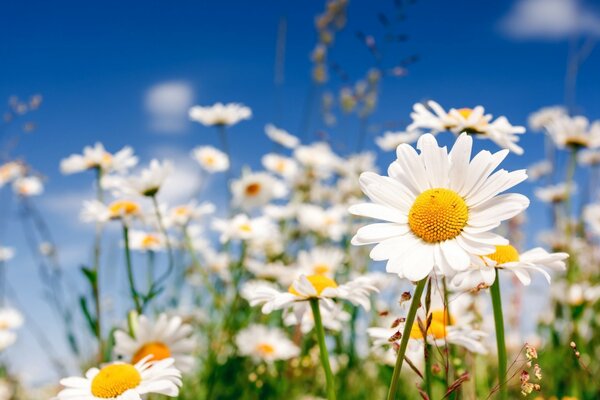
108, 200, 140, 218
239, 223, 252, 232
131, 341, 171, 364
312, 264, 331, 275
457, 108, 474, 120
90, 364, 141, 398
408, 188, 468, 243
101, 153, 113, 164
256, 343, 275, 356
289, 274, 338, 296
174, 206, 190, 216
275, 160, 287, 173
409, 309, 454, 340
141, 235, 160, 248
486, 244, 520, 265
245, 183, 262, 196
203, 155, 216, 165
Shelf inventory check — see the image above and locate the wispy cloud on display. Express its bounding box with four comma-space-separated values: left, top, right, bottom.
499, 0, 600, 40
145, 81, 194, 134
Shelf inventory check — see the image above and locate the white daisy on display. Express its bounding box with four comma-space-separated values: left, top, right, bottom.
0, 161, 25, 188
451, 244, 568, 289
128, 230, 165, 252
81, 199, 142, 224
262, 153, 299, 180
211, 214, 276, 243
191, 145, 230, 172
0, 307, 24, 330
12, 176, 43, 196
235, 324, 300, 363
164, 200, 215, 228
0, 247, 15, 262
114, 313, 195, 373
578, 148, 600, 166
297, 204, 347, 241
350, 133, 529, 281
527, 160, 552, 182
528, 106, 567, 132
60, 143, 138, 175
584, 203, 600, 236
293, 142, 340, 178
283, 302, 351, 333
375, 130, 421, 151
534, 182, 572, 203
296, 247, 345, 278
0, 331, 17, 352
189, 102, 252, 127
545, 114, 600, 149
231, 171, 288, 210
265, 124, 300, 148
54, 357, 182, 399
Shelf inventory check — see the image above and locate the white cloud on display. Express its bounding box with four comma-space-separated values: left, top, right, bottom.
145, 81, 194, 134
500, 0, 600, 40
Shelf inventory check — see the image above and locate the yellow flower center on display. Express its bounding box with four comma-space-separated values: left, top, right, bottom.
410, 310, 454, 340
90, 364, 142, 398
457, 108, 474, 120
256, 343, 275, 356
239, 223, 252, 232
174, 206, 190, 216
565, 135, 589, 148
245, 183, 262, 196
108, 200, 140, 219
486, 244, 520, 265
275, 160, 287, 173
408, 188, 468, 243
101, 153, 113, 164
131, 341, 171, 364
289, 274, 338, 296
203, 155, 216, 165
141, 234, 160, 248
312, 263, 331, 275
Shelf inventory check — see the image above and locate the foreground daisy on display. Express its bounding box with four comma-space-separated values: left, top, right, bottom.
235, 324, 300, 363
60, 142, 138, 175
545, 114, 600, 149
350, 133, 529, 281
113, 313, 195, 373
408, 101, 525, 154
54, 357, 182, 400
451, 244, 569, 290
188, 102, 252, 127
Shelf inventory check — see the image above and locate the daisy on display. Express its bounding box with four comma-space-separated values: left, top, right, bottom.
128, 159, 174, 197
0, 161, 25, 188
296, 247, 345, 278
114, 313, 195, 373
375, 130, 421, 151
189, 102, 252, 127
0, 331, 17, 352
528, 106, 567, 132
0, 247, 15, 262
81, 199, 142, 224
54, 357, 182, 399
350, 133, 529, 281
283, 302, 351, 333
583, 203, 600, 236
212, 214, 276, 243
244, 274, 378, 315
0, 308, 24, 330
165, 200, 215, 228
12, 176, 43, 196
265, 124, 300, 148
577, 148, 600, 166
191, 145, 229, 172
545, 114, 600, 149
231, 171, 288, 210
235, 324, 300, 363
293, 142, 340, 178
297, 204, 347, 241
451, 244, 569, 290
128, 230, 165, 252
262, 153, 299, 180
534, 182, 572, 204
408, 101, 525, 154
60, 143, 138, 175
527, 160, 552, 182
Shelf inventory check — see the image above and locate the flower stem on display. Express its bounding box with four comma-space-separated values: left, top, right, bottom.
387, 278, 426, 400
310, 298, 336, 400
490, 269, 507, 400
122, 225, 142, 313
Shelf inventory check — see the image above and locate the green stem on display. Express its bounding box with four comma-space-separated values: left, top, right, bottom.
490, 269, 507, 400
387, 278, 426, 400
424, 278, 433, 399
150, 195, 175, 291
93, 167, 104, 361
122, 225, 142, 313
310, 298, 336, 400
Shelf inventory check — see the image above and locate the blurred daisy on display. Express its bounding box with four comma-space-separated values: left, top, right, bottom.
535, 182, 572, 204
0, 331, 17, 352
350, 133, 529, 281
189, 102, 251, 127
451, 244, 568, 290
128, 230, 165, 252
12, 176, 43, 196
528, 106, 567, 131
191, 145, 229, 172
375, 130, 421, 151
60, 143, 138, 175
284, 302, 350, 333
578, 148, 600, 166
265, 124, 300, 148
0, 308, 23, 351
296, 247, 345, 278
55, 357, 182, 399
212, 214, 275, 243
0, 161, 25, 188
294, 142, 340, 178
297, 204, 347, 241
231, 171, 288, 210
0, 247, 15, 262
129, 159, 174, 197
262, 153, 299, 180
81, 199, 142, 224
114, 313, 195, 373
235, 324, 300, 363
527, 160, 552, 182
584, 203, 600, 236
408, 101, 525, 154
165, 200, 215, 228
545, 115, 600, 149
244, 274, 378, 314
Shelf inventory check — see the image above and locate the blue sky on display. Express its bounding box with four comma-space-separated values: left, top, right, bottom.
1, 0, 600, 385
